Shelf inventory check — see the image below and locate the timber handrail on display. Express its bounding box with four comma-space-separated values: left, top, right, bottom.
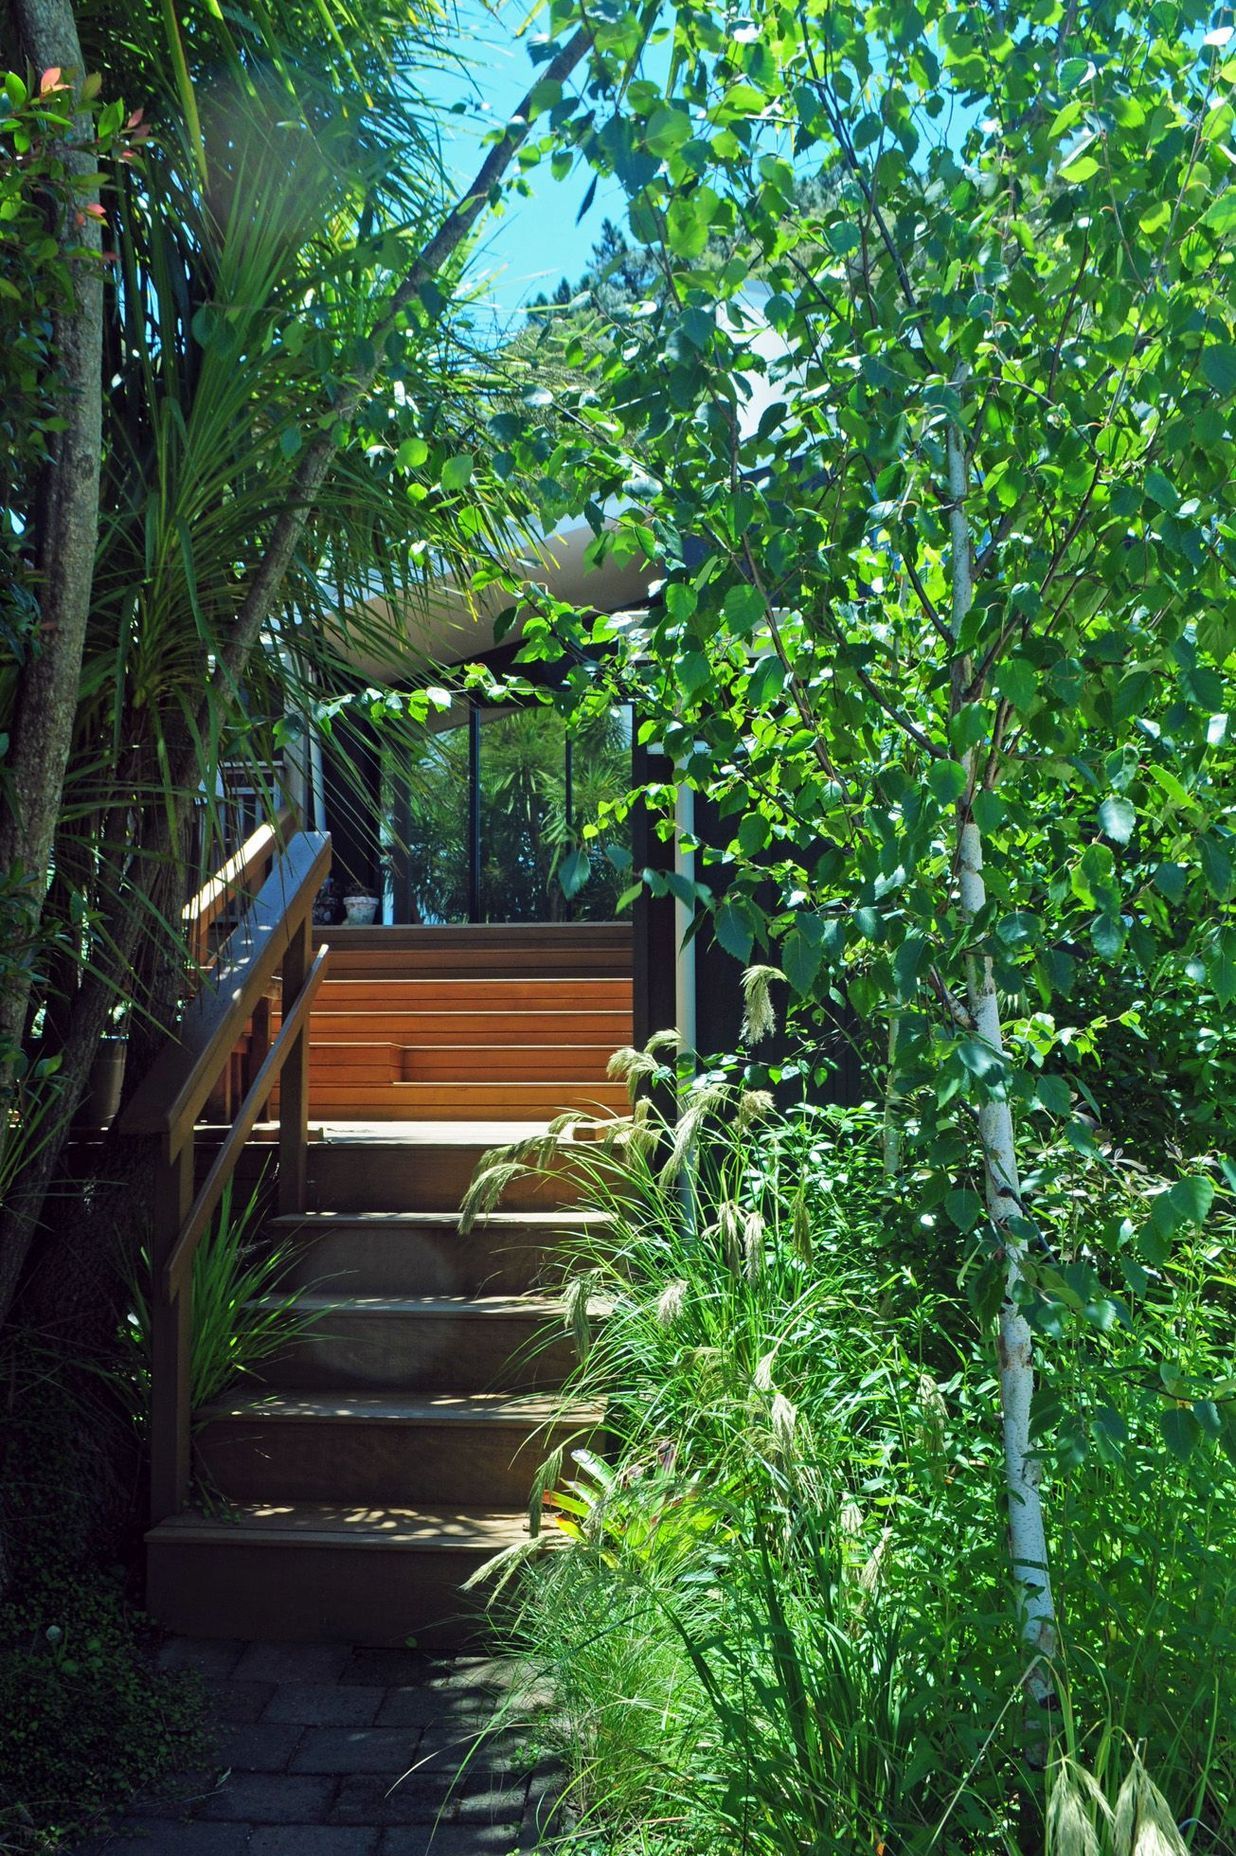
121, 824, 332, 1524
183, 806, 296, 969
160, 944, 330, 1303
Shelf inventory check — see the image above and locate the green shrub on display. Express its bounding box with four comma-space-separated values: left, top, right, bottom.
479, 1086, 1236, 1852
0, 1567, 207, 1853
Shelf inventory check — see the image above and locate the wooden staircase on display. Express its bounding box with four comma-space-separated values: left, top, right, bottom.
294, 923, 631, 1121
144, 923, 630, 1645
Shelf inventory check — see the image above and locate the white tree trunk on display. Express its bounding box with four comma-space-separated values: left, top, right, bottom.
947, 420, 1057, 1702
882, 1013, 902, 1181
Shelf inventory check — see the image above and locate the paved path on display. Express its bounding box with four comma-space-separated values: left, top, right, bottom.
74, 1640, 561, 1855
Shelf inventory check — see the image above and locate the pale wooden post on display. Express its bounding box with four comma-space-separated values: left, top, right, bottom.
149, 1137, 195, 1525
248, 990, 273, 1121
278, 911, 312, 1214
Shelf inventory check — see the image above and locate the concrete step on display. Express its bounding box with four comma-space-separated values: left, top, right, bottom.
255, 1294, 594, 1394
305, 1131, 597, 1212
146, 1501, 542, 1647
269, 1209, 605, 1298
195, 1389, 604, 1508
306, 1079, 629, 1122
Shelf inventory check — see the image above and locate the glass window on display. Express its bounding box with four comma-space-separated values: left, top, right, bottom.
382, 700, 631, 924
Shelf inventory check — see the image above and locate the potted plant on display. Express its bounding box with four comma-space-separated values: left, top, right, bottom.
76, 1006, 128, 1128
342, 891, 380, 925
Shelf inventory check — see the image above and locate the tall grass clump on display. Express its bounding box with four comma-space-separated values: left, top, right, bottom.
472, 1074, 1236, 1853
117, 1172, 324, 1417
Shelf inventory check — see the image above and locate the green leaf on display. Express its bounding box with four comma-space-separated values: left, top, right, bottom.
1059, 151, 1099, 182
945, 1187, 984, 1232
783, 919, 825, 996
558, 848, 591, 899
1204, 190, 1236, 237
1201, 345, 1236, 396
1179, 661, 1225, 710
1148, 1175, 1216, 1254
1210, 926, 1236, 1006
957, 1039, 1006, 1085
972, 789, 1005, 834
1098, 795, 1135, 845
1137, 1219, 1170, 1267
1091, 913, 1125, 959
893, 932, 928, 994
927, 760, 967, 805
1144, 467, 1180, 511
996, 911, 1040, 948
1035, 1074, 1072, 1116
994, 657, 1037, 711
715, 899, 753, 963
1220, 1409, 1236, 1468
645, 105, 692, 157
679, 651, 712, 699
722, 583, 765, 633
1199, 835, 1234, 900
396, 436, 429, 469
1160, 1406, 1201, 1461
737, 812, 769, 855
440, 453, 474, 493
279, 426, 303, 458
1114, 669, 1153, 720
1152, 862, 1187, 902
667, 190, 715, 259
1169, 1175, 1215, 1226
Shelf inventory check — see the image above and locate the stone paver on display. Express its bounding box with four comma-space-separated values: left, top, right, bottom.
207, 1678, 279, 1722
196, 1772, 337, 1823
234, 1642, 352, 1685
75, 1824, 251, 1855
291, 1727, 420, 1775
329, 1771, 459, 1826
373, 1686, 458, 1729
156, 1637, 245, 1679
249, 1829, 381, 1855
378, 1828, 531, 1856
215, 1722, 307, 1772
266, 1683, 386, 1726
71, 1635, 560, 1855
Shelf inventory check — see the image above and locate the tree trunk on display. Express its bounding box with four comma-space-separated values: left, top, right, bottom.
0, 0, 103, 1300
946, 419, 1058, 1705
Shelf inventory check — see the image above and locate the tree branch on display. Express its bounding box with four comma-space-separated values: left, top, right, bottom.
195, 26, 595, 747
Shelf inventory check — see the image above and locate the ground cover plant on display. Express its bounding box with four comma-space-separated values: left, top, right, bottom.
0, 1564, 207, 1854
474, 1079, 1236, 1850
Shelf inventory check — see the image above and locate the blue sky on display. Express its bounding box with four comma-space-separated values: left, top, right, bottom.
430, 4, 627, 333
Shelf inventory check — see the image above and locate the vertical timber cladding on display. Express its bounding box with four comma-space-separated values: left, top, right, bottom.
634, 752, 864, 1108
321, 703, 383, 897
631, 739, 677, 1050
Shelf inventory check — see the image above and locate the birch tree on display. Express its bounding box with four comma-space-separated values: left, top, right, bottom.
504, 0, 1236, 1696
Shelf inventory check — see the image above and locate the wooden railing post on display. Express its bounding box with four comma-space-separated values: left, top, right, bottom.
123, 827, 330, 1533
278, 909, 313, 1215
149, 1137, 195, 1525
